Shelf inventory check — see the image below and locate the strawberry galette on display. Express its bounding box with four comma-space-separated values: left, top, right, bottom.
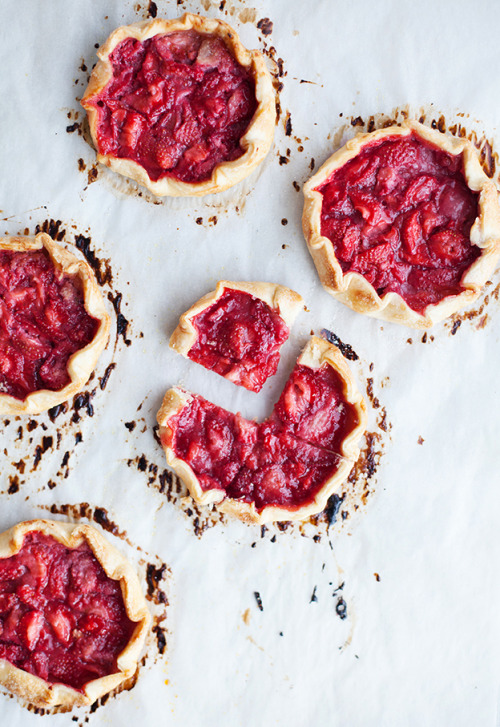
0, 233, 109, 415
303, 120, 500, 327
157, 336, 366, 523
0, 519, 149, 709
170, 281, 304, 392
82, 13, 276, 196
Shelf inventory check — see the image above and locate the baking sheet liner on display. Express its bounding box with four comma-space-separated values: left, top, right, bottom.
1, 0, 500, 724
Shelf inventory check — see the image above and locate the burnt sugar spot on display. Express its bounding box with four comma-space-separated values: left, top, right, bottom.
86, 165, 99, 186
335, 596, 347, 620
477, 140, 496, 179
35, 219, 66, 241
33, 435, 54, 470
7, 476, 20, 494
146, 563, 169, 606
99, 363, 116, 391
48, 403, 67, 422
444, 279, 500, 336
127, 448, 225, 537
108, 292, 132, 346
321, 329, 359, 361
257, 17, 273, 36
93, 507, 125, 537
366, 378, 380, 409
261, 43, 285, 122
350, 116, 365, 128
254, 591, 264, 611
46, 502, 118, 530
75, 234, 113, 286
72, 390, 95, 421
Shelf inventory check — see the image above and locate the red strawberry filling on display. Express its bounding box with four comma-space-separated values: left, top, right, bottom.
0, 249, 99, 401
164, 361, 359, 511
0, 532, 135, 691
86, 30, 257, 184
318, 133, 480, 313
187, 288, 290, 393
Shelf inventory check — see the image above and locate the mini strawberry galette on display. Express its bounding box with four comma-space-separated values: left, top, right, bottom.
0, 519, 150, 709
157, 336, 366, 523
82, 13, 275, 197
303, 120, 500, 327
170, 281, 304, 392
0, 233, 110, 415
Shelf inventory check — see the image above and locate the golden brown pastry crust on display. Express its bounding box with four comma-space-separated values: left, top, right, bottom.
81, 13, 276, 197
302, 120, 500, 328
157, 336, 367, 524
0, 233, 110, 415
169, 280, 304, 363
0, 519, 150, 709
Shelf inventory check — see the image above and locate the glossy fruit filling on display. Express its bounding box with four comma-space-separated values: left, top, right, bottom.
270, 363, 359, 453
0, 532, 135, 691
188, 288, 290, 392
88, 30, 257, 183
318, 133, 480, 313
165, 360, 360, 511
0, 249, 99, 401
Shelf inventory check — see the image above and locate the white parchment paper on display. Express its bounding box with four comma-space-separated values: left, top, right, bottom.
1, 1, 500, 725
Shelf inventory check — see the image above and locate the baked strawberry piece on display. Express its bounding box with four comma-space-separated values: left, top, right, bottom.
170, 282, 304, 393
82, 14, 275, 196
303, 121, 500, 327
0, 520, 150, 709
0, 234, 110, 415
158, 336, 366, 523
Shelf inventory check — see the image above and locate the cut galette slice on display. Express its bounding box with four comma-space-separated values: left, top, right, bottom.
170, 281, 304, 392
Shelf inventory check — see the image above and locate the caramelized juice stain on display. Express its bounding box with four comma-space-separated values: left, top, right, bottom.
320, 329, 359, 361
127, 448, 223, 537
